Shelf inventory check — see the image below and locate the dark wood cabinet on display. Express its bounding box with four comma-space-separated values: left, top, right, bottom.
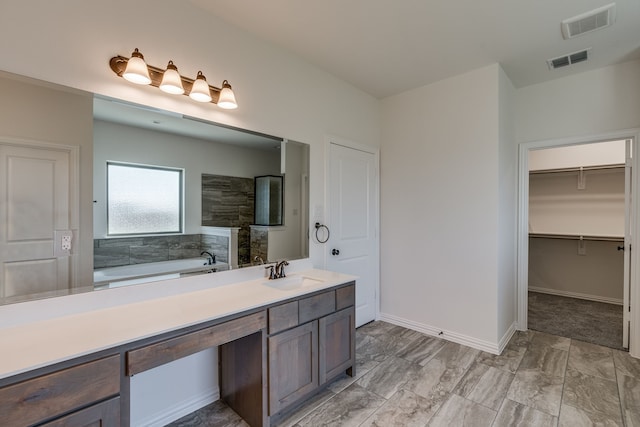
0, 355, 120, 427
39, 397, 120, 427
268, 321, 318, 414
1, 280, 355, 427
319, 307, 355, 385
267, 283, 356, 418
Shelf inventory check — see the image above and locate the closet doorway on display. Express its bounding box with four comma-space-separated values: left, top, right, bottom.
516, 129, 640, 357
527, 139, 630, 350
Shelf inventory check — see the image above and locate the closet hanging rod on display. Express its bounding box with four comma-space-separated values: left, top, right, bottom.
529, 163, 624, 175
529, 233, 623, 242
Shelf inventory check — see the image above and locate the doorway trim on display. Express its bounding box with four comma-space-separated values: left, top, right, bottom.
516, 128, 640, 357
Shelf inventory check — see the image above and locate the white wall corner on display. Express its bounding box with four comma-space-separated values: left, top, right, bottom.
497, 322, 517, 354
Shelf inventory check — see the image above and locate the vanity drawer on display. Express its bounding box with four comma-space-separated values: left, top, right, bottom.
269, 300, 299, 334
336, 284, 355, 310
127, 310, 266, 376
299, 290, 336, 324
0, 355, 120, 427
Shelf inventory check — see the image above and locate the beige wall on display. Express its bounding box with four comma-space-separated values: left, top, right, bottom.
529, 168, 625, 237
497, 67, 517, 344
529, 238, 624, 303
380, 64, 506, 347
0, 72, 94, 287
516, 60, 640, 143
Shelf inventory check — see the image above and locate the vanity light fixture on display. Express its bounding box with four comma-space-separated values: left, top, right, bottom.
159, 61, 184, 95
122, 48, 151, 85
217, 80, 238, 110
109, 48, 238, 109
189, 71, 212, 102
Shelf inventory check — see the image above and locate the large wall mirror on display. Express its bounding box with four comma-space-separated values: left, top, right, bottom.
0, 72, 310, 305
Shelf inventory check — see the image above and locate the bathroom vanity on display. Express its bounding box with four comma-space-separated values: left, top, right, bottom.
0, 266, 355, 427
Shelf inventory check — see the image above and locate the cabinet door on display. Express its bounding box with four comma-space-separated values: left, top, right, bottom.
268, 321, 318, 415
319, 307, 355, 385
40, 397, 120, 427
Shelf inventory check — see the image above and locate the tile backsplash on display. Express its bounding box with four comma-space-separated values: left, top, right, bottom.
94, 234, 228, 269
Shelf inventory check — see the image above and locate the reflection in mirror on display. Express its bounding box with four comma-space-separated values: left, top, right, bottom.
92, 97, 309, 288
254, 175, 284, 226
0, 70, 309, 305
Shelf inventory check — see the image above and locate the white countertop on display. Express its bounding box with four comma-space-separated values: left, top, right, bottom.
0, 265, 356, 380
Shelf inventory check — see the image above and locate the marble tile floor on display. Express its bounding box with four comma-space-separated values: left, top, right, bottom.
168, 321, 640, 427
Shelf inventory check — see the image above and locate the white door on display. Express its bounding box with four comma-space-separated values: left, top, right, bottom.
327, 141, 378, 327
623, 139, 633, 348
0, 140, 75, 301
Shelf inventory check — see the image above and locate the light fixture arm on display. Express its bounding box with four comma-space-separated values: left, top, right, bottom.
109, 55, 231, 106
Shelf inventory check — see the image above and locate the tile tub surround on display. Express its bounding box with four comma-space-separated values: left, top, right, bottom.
94, 234, 228, 268
170, 323, 640, 427
250, 226, 269, 265
202, 174, 254, 265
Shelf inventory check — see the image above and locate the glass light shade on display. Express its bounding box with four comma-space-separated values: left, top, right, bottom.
159, 61, 184, 95
217, 80, 238, 109
189, 71, 212, 102
122, 49, 151, 85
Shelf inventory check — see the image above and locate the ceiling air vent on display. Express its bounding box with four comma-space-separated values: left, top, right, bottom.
561, 3, 616, 39
547, 48, 591, 70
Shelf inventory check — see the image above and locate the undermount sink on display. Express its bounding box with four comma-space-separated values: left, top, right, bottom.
262, 275, 324, 290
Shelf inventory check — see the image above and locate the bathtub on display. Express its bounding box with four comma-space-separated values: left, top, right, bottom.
94, 258, 229, 288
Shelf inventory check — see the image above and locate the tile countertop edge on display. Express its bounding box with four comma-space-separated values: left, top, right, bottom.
0, 268, 357, 380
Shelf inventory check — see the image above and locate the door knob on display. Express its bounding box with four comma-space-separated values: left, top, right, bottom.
618, 245, 625, 251
332, 249, 340, 256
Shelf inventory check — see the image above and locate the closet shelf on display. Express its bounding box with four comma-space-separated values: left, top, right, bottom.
529, 232, 623, 242
529, 163, 624, 175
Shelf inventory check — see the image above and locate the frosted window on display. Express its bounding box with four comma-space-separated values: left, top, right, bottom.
108, 163, 183, 235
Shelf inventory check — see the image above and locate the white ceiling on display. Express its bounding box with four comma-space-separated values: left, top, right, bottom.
189, 0, 640, 98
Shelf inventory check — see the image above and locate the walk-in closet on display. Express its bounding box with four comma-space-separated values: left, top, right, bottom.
528, 139, 630, 350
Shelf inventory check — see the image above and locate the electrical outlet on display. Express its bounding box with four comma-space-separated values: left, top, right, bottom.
61, 235, 72, 250
54, 230, 73, 257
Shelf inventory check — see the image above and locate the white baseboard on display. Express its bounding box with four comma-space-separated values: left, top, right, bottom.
529, 286, 623, 306
136, 388, 219, 427
378, 313, 502, 355
498, 322, 517, 354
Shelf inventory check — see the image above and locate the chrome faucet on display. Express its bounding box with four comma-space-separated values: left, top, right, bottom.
200, 251, 215, 265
